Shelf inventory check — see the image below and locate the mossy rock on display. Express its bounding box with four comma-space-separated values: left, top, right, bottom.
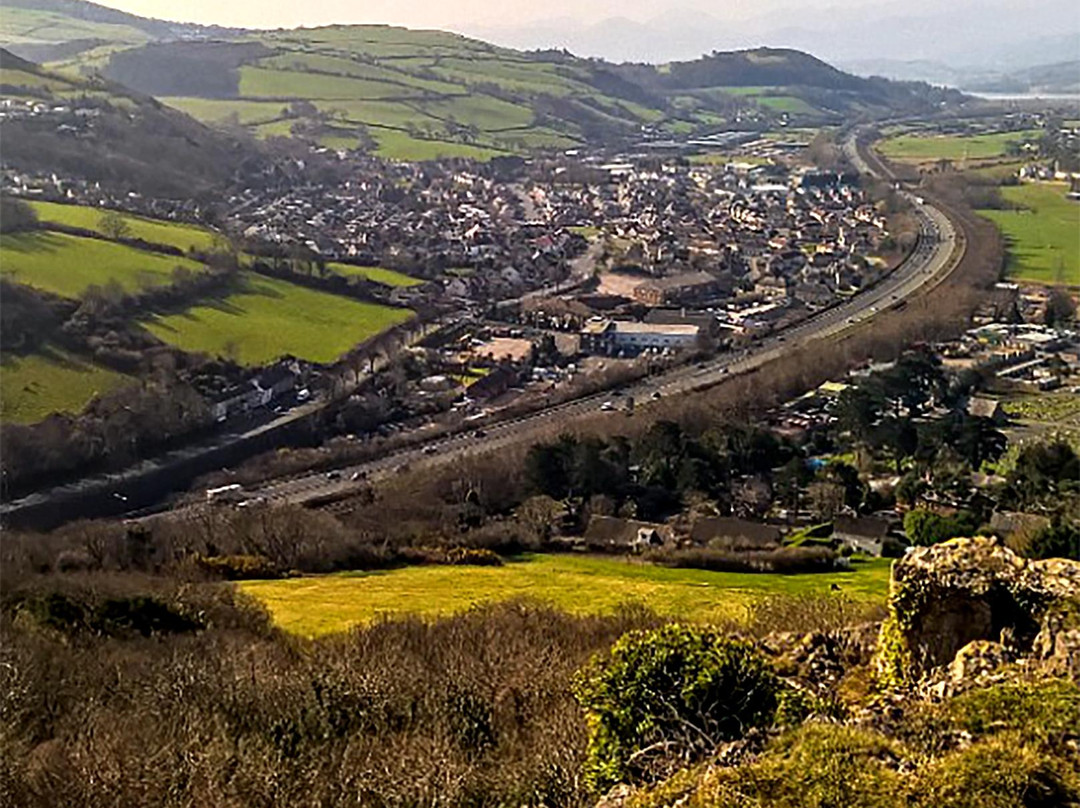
874, 536, 1080, 686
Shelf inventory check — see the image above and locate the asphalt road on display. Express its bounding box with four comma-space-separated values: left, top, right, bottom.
227, 138, 962, 512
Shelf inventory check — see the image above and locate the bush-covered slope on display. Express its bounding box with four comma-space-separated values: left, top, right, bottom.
0, 47, 267, 198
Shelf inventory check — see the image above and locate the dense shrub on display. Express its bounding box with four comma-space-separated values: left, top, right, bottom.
643, 546, 837, 574
1025, 519, 1080, 561
903, 508, 976, 546
399, 546, 505, 566
192, 553, 281, 580
9, 588, 203, 638
0, 590, 659, 807
573, 624, 779, 791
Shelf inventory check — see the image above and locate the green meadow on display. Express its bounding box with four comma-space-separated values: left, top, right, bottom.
0, 346, 130, 423
368, 127, 509, 161
0, 231, 205, 298
0, 6, 148, 48
238, 67, 419, 100
240, 553, 892, 637
716, 87, 817, 115
26, 200, 220, 253
144, 272, 414, 365
326, 262, 423, 287
880, 129, 1042, 161
159, 96, 289, 126
979, 182, 1080, 284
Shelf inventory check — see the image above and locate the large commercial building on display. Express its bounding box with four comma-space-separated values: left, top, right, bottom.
580, 318, 701, 355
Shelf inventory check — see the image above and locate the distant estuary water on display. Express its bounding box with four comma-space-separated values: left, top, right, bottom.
970, 91, 1080, 102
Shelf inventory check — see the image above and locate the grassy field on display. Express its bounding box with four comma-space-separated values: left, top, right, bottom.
144, 272, 414, 365
880, 129, 1042, 161
0, 6, 148, 46
159, 96, 289, 126
714, 87, 816, 115
177, 27, 660, 157
978, 183, 1080, 284
327, 262, 423, 287
240, 553, 893, 637
0, 231, 205, 298
368, 127, 509, 161
0, 67, 74, 91
238, 67, 420, 100
0, 346, 130, 423
26, 200, 220, 253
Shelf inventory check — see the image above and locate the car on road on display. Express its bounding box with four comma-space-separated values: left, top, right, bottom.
472, 429, 487, 438
349, 471, 365, 482
600, 401, 615, 411
423, 445, 438, 455
650, 390, 662, 400
326, 471, 341, 481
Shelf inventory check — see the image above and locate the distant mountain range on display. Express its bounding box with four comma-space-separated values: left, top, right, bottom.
460, 0, 1079, 78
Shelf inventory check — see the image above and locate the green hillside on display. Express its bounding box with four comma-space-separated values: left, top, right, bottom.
96, 29, 646, 158
0, 47, 270, 197
0, 6, 149, 48
144, 272, 415, 365
27, 200, 220, 253
1, 2, 966, 161
0, 230, 205, 298
0, 346, 131, 424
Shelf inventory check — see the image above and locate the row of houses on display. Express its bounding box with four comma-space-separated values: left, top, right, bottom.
579, 514, 896, 556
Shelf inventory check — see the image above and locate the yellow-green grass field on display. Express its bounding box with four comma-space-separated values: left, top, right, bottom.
879, 129, 1042, 162
326, 262, 423, 287
144, 272, 414, 365
0, 346, 130, 423
26, 200, 220, 253
0, 231, 205, 298
978, 183, 1080, 284
240, 553, 893, 637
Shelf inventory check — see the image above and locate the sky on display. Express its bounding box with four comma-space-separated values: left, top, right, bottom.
92, 0, 874, 31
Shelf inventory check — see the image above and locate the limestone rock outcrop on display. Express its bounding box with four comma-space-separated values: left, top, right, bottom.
876, 536, 1080, 686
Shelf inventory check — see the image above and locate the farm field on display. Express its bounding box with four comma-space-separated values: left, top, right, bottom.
715, 87, 817, 115
144, 272, 414, 365
0, 7, 148, 47
240, 553, 893, 637
978, 183, 1080, 284
0, 346, 130, 424
238, 66, 420, 101
879, 129, 1042, 161
326, 262, 423, 287
0, 231, 205, 298
26, 200, 220, 253
368, 127, 509, 161
159, 96, 288, 126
